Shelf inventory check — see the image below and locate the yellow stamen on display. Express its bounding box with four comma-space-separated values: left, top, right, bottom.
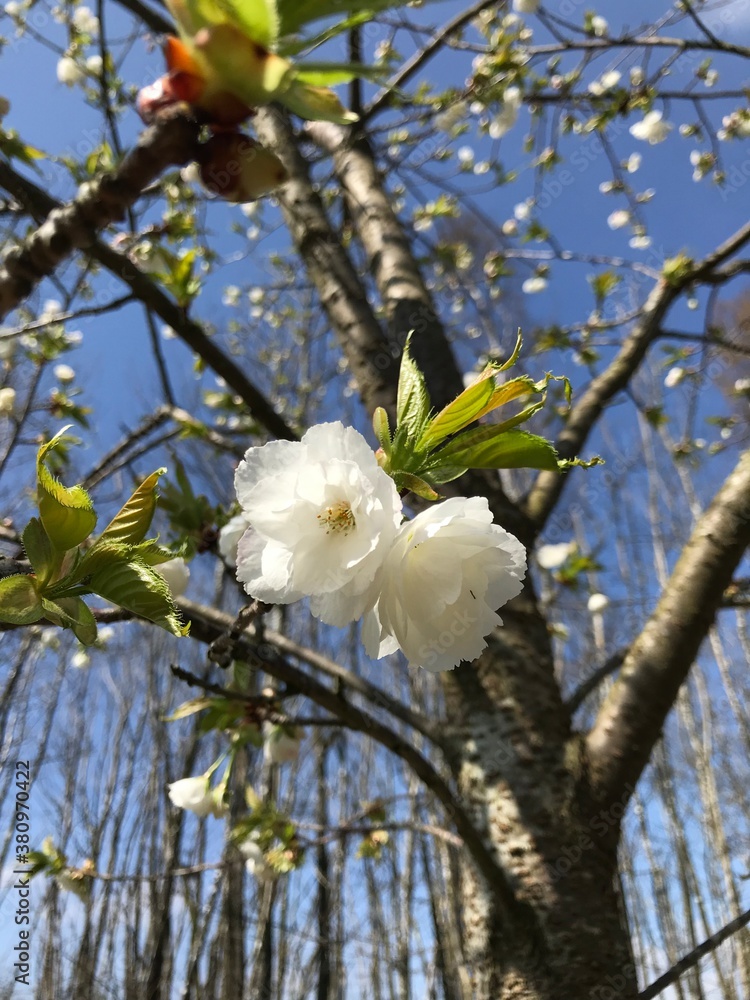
317, 501, 355, 535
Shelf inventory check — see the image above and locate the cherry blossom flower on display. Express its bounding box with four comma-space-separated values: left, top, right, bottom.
240, 840, 277, 881
156, 557, 190, 597
629, 110, 672, 144
0, 386, 16, 416
587, 593, 610, 613
363, 497, 526, 672
234, 422, 402, 627
263, 724, 301, 765
219, 513, 251, 568
168, 776, 227, 818
536, 541, 575, 569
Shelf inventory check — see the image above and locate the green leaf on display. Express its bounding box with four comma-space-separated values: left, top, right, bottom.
372, 407, 392, 455
474, 375, 538, 422
164, 696, 216, 721
278, 10, 374, 56
396, 335, 431, 441
434, 428, 560, 472
224, 0, 280, 47
419, 377, 495, 450
0, 574, 44, 625
88, 560, 189, 638
37, 428, 97, 550
294, 62, 384, 85
497, 329, 523, 372
282, 79, 359, 124
98, 468, 166, 546
394, 472, 439, 501
276, 0, 441, 37
22, 518, 56, 587
42, 596, 97, 645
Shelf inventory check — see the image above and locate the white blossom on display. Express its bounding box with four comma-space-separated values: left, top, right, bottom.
240, 840, 278, 881
435, 100, 467, 131
522, 276, 547, 294
536, 541, 575, 569
629, 110, 672, 144
587, 593, 609, 613
71, 650, 90, 669
363, 497, 526, 672
664, 366, 685, 388
85, 54, 103, 75
630, 67, 644, 87
590, 15, 608, 36
57, 55, 84, 86
489, 87, 522, 139
0, 386, 16, 415
72, 5, 98, 34
607, 210, 630, 230
512, 0, 539, 12
218, 513, 251, 568
156, 557, 190, 597
625, 153, 641, 173
734, 378, 750, 394
263, 724, 301, 764
168, 776, 226, 818
589, 70, 620, 96
629, 235, 652, 249
234, 422, 402, 627
54, 363, 75, 383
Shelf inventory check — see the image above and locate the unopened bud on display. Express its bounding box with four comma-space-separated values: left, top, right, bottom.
198, 132, 287, 202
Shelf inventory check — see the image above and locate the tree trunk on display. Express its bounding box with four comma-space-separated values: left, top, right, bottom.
443, 599, 637, 999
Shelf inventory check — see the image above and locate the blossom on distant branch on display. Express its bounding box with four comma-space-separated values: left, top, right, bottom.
168, 775, 227, 818
629, 110, 672, 144
156, 557, 190, 598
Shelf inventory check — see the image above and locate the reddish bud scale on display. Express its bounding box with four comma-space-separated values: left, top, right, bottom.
197, 132, 287, 202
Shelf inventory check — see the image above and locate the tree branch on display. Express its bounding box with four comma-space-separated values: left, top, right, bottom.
0, 109, 200, 320
638, 905, 750, 1000
524, 220, 750, 534
587, 447, 750, 802
0, 159, 297, 441
177, 597, 535, 929
254, 107, 398, 420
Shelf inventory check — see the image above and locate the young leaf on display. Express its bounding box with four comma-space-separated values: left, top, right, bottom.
472, 375, 538, 423
418, 377, 495, 450
372, 407, 392, 455
395, 472, 440, 501
434, 428, 560, 472
37, 428, 97, 550
396, 335, 431, 441
88, 560, 189, 637
98, 468, 166, 546
22, 517, 56, 587
276, 0, 441, 37
0, 574, 44, 625
164, 696, 216, 721
223, 0, 280, 48
41, 596, 98, 645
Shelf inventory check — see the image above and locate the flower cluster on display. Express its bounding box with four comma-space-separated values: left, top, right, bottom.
232, 422, 526, 672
